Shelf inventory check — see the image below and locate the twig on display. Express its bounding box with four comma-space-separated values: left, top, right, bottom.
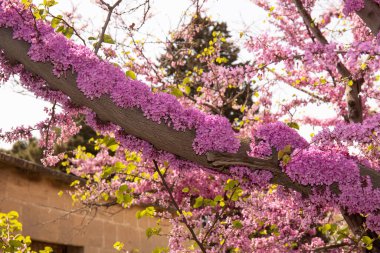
44, 101, 57, 154
94, 0, 122, 55
201, 187, 237, 244
153, 160, 207, 253
292, 0, 363, 123
48, 12, 86, 45
312, 242, 353, 252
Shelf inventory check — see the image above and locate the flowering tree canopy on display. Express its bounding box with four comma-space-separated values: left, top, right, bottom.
2, 0, 380, 252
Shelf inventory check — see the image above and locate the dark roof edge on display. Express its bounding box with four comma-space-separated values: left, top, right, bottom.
0, 152, 79, 184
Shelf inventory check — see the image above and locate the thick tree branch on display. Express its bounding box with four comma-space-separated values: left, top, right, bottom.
1, 27, 380, 204
293, 0, 363, 123
356, 0, 380, 35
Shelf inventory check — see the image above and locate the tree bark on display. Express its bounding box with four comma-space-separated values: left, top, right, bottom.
356, 0, 380, 35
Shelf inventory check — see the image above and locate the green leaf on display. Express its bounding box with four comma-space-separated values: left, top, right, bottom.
108, 143, 119, 152
125, 163, 136, 174
153, 247, 169, 253
146, 227, 161, 238
126, 70, 137, 80
21, 0, 32, 8
64, 27, 74, 38
33, 9, 42, 20
119, 184, 128, 192
103, 34, 115, 44
114, 161, 126, 171
24, 236, 32, 245
113, 241, 124, 251
224, 179, 239, 190
203, 198, 217, 207
70, 180, 80, 187
101, 193, 109, 201
182, 187, 190, 193
184, 85, 191, 95
40, 246, 54, 253
136, 206, 156, 219
277, 150, 284, 160
287, 122, 300, 130
9, 240, 22, 248
43, 0, 58, 7
231, 188, 243, 201
214, 195, 223, 202
319, 223, 331, 234
8, 211, 19, 219
193, 196, 203, 208
259, 229, 267, 235
283, 144, 292, 154
232, 220, 243, 229
56, 25, 64, 33
362, 236, 373, 250
171, 87, 183, 98
51, 15, 62, 28
182, 77, 190, 85
282, 154, 291, 165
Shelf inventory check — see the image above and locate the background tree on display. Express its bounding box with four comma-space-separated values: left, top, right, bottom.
158, 15, 239, 88
159, 15, 254, 125
1, 137, 43, 164
1, 120, 96, 167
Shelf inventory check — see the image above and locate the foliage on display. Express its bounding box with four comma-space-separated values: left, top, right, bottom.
158, 15, 239, 85
0, 211, 52, 253
157, 15, 255, 125
2, 120, 96, 168
1, 137, 43, 164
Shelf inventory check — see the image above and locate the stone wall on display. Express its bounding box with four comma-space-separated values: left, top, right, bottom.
0, 154, 168, 253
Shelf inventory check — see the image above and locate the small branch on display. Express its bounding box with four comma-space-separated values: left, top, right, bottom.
127, 0, 151, 30
153, 160, 207, 253
201, 187, 237, 244
312, 242, 353, 252
292, 0, 363, 123
47, 12, 86, 45
206, 152, 312, 196
43, 101, 57, 154
94, 0, 122, 55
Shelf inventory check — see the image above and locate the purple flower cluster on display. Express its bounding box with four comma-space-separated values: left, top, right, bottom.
253, 121, 309, 152
230, 166, 272, 189
343, 0, 365, 15
314, 113, 380, 145
250, 122, 380, 232
285, 147, 360, 186
367, 214, 380, 233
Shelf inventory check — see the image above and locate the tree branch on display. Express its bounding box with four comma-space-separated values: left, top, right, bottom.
94, 0, 122, 55
356, 0, 380, 35
152, 160, 207, 253
1, 26, 380, 217
293, 0, 363, 123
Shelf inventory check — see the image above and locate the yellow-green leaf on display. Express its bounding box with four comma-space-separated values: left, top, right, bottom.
103, 34, 115, 44
126, 70, 137, 80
